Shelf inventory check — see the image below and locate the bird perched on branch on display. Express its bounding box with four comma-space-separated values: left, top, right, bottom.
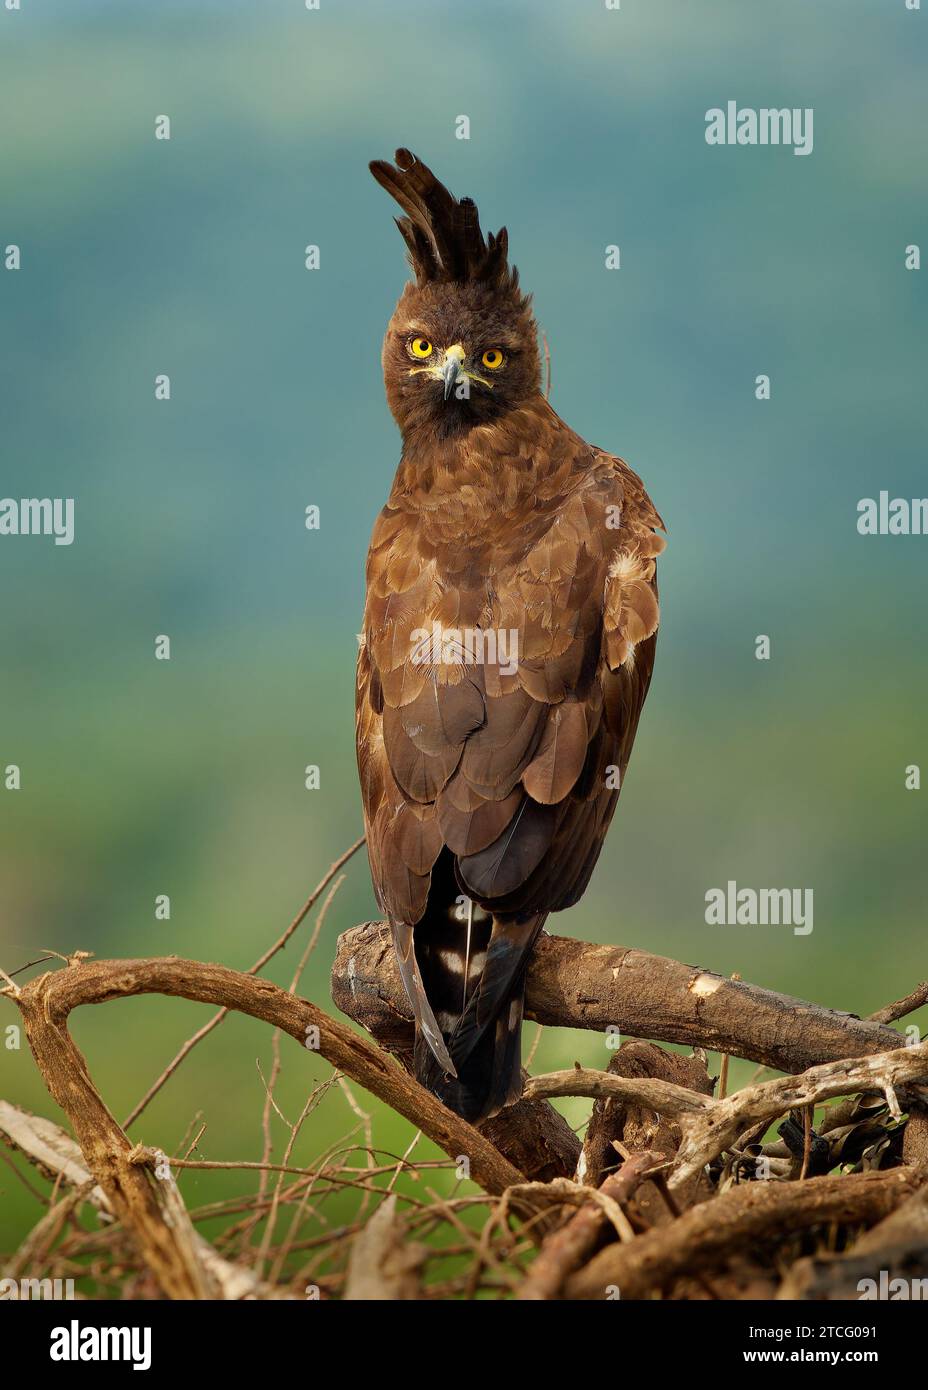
356, 149, 665, 1122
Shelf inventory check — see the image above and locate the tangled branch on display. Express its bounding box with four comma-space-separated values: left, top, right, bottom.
3, 891, 927, 1301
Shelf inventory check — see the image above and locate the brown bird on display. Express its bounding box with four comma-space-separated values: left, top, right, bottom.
357, 149, 665, 1121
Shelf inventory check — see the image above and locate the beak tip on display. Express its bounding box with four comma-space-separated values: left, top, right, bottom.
440, 345, 466, 402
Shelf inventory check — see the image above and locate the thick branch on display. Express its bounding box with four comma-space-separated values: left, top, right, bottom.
0, 1101, 285, 1299
565, 1168, 926, 1300
333, 922, 904, 1074
9, 971, 216, 1299
777, 1184, 928, 1299
7, 954, 524, 1299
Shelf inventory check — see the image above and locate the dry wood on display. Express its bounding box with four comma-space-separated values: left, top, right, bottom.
565, 1167, 926, 1300
343, 1194, 427, 1300
12, 956, 523, 1195
581, 1041, 713, 1189
526, 1036, 928, 1189
0, 1099, 108, 1209
581, 1042, 714, 1233
3, 953, 526, 1298
868, 981, 928, 1026
0, 1102, 288, 1299
4, 910, 927, 1303
333, 921, 905, 1073
777, 1184, 928, 1300
518, 1150, 664, 1300
478, 1088, 580, 1184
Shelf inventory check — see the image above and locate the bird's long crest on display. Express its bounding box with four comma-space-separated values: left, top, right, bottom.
369, 148, 516, 290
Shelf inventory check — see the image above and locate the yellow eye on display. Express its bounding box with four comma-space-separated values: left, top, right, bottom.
481, 348, 504, 370
408, 337, 433, 359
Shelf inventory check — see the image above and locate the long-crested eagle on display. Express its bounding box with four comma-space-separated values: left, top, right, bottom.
356, 150, 665, 1122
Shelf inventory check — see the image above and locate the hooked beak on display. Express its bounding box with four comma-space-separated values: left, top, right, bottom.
441, 344, 466, 401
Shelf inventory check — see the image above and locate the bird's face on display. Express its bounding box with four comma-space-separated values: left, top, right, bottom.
382, 280, 541, 438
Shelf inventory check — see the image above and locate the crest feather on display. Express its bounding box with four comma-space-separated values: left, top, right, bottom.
370, 148, 517, 290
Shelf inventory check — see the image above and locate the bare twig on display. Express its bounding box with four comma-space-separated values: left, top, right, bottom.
123, 836, 365, 1129
12, 955, 524, 1216
869, 981, 928, 1027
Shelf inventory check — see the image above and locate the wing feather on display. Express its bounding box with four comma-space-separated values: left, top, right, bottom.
356, 402, 664, 1093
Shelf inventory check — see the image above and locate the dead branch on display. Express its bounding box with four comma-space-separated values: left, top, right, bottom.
777, 1183, 928, 1300
333, 921, 905, 1074
343, 1194, 427, 1300
5, 959, 218, 1299
868, 981, 928, 1026
581, 1043, 714, 1190
479, 1090, 580, 1184
524, 1067, 711, 1120
0, 1102, 288, 1299
518, 1150, 664, 1300
4, 953, 527, 1298
565, 1167, 927, 1300
0, 1099, 107, 1209
526, 1035, 928, 1189
580, 1042, 715, 1237
5, 909, 926, 1302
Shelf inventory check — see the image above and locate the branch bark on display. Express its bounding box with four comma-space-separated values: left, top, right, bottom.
7, 929, 924, 1302
333, 922, 904, 1074
526, 1038, 928, 1189
4, 954, 526, 1298
518, 1150, 664, 1300
343, 1194, 427, 1300
0, 1101, 287, 1299
565, 1167, 927, 1300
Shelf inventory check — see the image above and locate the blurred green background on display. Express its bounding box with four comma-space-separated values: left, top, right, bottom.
1, 0, 925, 1271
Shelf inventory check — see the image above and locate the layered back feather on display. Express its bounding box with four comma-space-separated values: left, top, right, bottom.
369, 148, 519, 292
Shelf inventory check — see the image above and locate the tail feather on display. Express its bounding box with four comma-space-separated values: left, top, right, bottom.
405, 852, 544, 1121
414, 985, 526, 1123
446, 916, 542, 1071
390, 918, 456, 1079
485, 987, 526, 1117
